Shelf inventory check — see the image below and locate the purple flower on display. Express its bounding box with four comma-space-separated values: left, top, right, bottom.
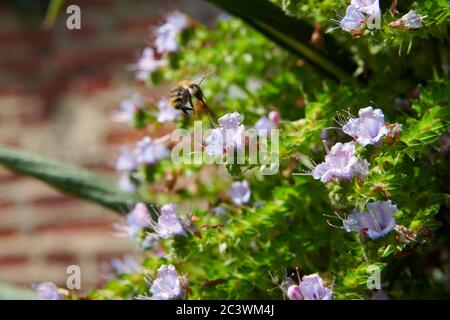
342, 107, 388, 146
287, 285, 303, 300
151, 203, 186, 238
156, 98, 181, 123
116, 147, 137, 172
351, 0, 380, 18
133, 47, 166, 81
118, 172, 136, 193
113, 93, 144, 124
155, 11, 188, 54
287, 274, 333, 300
116, 147, 137, 192
331, 5, 366, 35
126, 202, 152, 237
150, 264, 184, 300
33, 282, 62, 300
254, 111, 280, 136
343, 200, 397, 240
134, 136, 170, 165
389, 10, 425, 30
228, 180, 251, 205
110, 255, 141, 275
204, 112, 246, 156
312, 142, 370, 183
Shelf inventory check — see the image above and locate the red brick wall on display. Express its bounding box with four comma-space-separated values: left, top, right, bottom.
0, 0, 220, 293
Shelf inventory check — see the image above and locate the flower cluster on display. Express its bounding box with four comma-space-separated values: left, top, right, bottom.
204, 112, 246, 157
133, 11, 189, 81
333, 0, 425, 36
33, 282, 63, 300
115, 136, 170, 191
121, 202, 186, 241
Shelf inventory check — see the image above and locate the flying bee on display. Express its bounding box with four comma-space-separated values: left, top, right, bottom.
169, 75, 207, 115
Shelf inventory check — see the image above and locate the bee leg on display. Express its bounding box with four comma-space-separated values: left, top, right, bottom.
181, 106, 193, 115
188, 95, 195, 114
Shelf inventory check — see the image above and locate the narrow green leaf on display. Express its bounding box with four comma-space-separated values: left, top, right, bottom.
205, 0, 358, 83
0, 145, 143, 214
43, 0, 66, 28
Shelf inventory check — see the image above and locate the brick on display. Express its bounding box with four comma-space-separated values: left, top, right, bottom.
0, 227, 19, 238
33, 219, 117, 234
0, 30, 50, 48
30, 195, 79, 208
0, 200, 14, 212
103, 129, 147, 145
45, 253, 78, 265
55, 48, 133, 72
0, 255, 28, 267
118, 17, 155, 35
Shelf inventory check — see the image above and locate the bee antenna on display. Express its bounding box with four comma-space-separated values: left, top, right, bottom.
198, 74, 206, 85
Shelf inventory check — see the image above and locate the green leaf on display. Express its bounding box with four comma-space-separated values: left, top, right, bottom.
0, 145, 144, 214
205, 0, 358, 83
43, 0, 66, 28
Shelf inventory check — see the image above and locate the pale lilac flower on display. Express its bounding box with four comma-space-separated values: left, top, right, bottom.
150, 264, 184, 300
331, 5, 366, 34
343, 200, 397, 240
287, 274, 333, 300
312, 142, 370, 183
343, 210, 368, 234
389, 10, 425, 29
116, 147, 137, 172
364, 200, 398, 239
118, 172, 136, 193
254, 111, 280, 136
126, 202, 152, 237
140, 233, 160, 250
212, 206, 227, 216
133, 47, 166, 81
342, 107, 388, 146
116, 147, 137, 192
151, 203, 186, 238
269, 111, 281, 126
351, 0, 380, 18
113, 94, 144, 124
156, 98, 181, 123
287, 285, 303, 300
134, 136, 170, 165
298, 274, 333, 300
219, 111, 243, 129
34, 282, 62, 300
228, 180, 251, 205
111, 255, 141, 274
155, 11, 188, 54
204, 112, 246, 156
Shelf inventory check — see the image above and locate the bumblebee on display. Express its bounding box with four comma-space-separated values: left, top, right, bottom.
169, 76, 211, 116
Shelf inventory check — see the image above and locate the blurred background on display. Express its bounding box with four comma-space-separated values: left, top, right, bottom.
0, 0, 220, 298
